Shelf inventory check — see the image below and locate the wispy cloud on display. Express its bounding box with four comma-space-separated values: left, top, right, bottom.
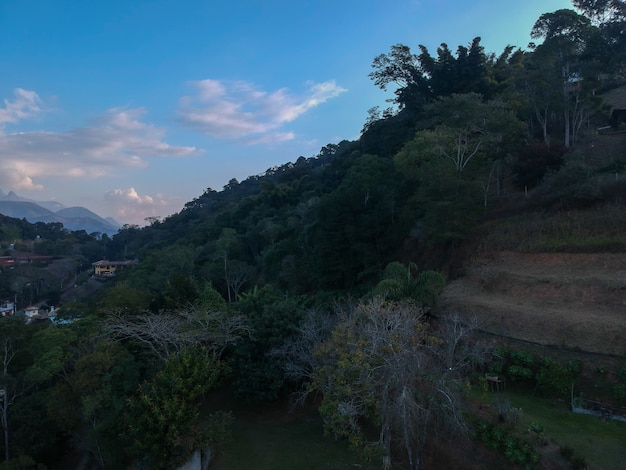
0, 102, 198, 191
0, 88, 43, 125
178, 79, 347, 142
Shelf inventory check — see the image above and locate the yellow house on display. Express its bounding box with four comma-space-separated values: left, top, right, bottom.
92, 259, 138, 277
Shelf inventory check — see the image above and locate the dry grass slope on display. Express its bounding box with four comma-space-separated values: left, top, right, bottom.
441, 251, 626, 356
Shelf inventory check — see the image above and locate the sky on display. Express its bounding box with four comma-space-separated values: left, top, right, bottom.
0, 0, 573, 227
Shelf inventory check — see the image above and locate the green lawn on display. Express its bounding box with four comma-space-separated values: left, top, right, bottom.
210, 403, 379, 470
488, 391, 626, 470
211, 389, 626, 469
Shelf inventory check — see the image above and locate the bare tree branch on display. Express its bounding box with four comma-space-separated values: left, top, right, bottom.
104, 309, 251, 361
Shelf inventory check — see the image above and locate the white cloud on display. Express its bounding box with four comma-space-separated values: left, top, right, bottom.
0, 104, 198, 191
178, 79, 347, 142
104, 187, 178, 225
0, 88, 43, 125
0, 168, 44, 191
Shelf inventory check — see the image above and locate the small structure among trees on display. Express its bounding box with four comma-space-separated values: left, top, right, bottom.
602, 86, 626, 130
91, 259, 138, 278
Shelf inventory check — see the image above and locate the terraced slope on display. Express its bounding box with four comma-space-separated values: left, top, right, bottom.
440, 251, 626, 356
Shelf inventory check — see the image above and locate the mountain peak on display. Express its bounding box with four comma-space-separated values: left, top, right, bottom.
0, 190, 119, 235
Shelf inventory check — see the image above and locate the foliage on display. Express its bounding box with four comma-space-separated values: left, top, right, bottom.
472, 419, 539, 467
0, 4, 625, 467
487, 347, 582, 398
0, 455, 47, 470
0, 317, 35, 462
394, 93, 524, 246
370, 261, 445, 306
91, 282, 151, 316
231, 286, 306, 403
310, 153, 407, 289
124, 347, 230, 469
369, 38, 508, 111
312, 299, 480, 469
532, 160, 602, 209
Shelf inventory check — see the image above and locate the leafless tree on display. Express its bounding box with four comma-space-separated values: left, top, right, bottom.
225, 261, 256, 301
312, 299, 485, 470
104, 310, 250, 361
269, 308, 337, 406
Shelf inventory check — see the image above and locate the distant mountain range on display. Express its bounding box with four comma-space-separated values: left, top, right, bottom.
0, 189, 120, 236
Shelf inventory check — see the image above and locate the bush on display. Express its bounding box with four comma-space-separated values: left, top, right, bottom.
472, 419, 539, 466
535, 357, 581, 398
532, 161, 601, 209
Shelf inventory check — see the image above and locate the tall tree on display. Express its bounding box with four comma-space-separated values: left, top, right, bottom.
0, 318, 31, 462
370, 38, 506, 114
215, 228, 242, 303
530, 9, 593, 147
574, 0, 626, 82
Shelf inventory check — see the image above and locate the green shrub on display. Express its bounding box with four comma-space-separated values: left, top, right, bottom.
532, 161, 601, 209
472, 419, 539, 467
535, 357, 581, 398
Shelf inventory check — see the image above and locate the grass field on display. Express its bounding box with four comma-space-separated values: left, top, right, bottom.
209, 397, 379, 470
481, 390, 626, 470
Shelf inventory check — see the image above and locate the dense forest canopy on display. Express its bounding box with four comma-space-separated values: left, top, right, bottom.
0, 2, 625, 468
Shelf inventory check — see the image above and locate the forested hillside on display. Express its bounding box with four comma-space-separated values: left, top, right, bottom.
1, 2, 625, 469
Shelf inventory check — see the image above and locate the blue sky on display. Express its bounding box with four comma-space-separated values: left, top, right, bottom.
0, 0, 572, 226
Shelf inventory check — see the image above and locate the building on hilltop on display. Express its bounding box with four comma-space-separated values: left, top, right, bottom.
92, 259, 138, 278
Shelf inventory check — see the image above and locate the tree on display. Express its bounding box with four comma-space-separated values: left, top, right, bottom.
311, 154, 405, 289
424, 94, 524, 174
574, 0, 626, 23
371, 262, 446, 307
67, 340, 139, 468
92, 282, 150, 316
104, 309, 250, 362
394, 93, 524, 245
0, 318, 31, 462
369, 38, 506, 112
215, 228, 242, 303
530, 9, 593, 148
522, 49, 564, 145
269, 308, 337, 395
311, 299, 480, 470
194, 281, 227, 313
224, 260, 256, 301
231, 286, 306, 403
124, 347, 231, 469
369, 43, 427, 110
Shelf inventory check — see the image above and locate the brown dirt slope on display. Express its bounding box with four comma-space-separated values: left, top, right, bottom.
440, 251, 626, 356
